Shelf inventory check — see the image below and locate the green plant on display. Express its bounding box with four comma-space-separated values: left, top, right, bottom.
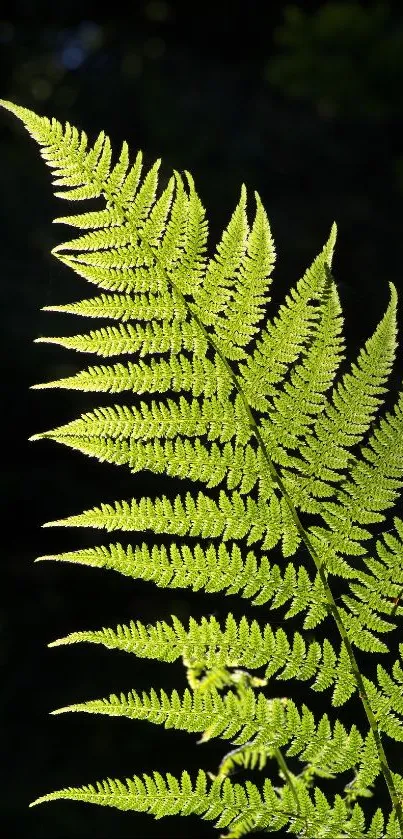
3, 98, 403, 838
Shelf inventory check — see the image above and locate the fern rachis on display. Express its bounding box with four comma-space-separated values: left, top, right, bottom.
3, 97, 403, 838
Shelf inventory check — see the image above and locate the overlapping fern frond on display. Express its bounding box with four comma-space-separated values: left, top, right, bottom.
3, 98, 403, 837
31, 767, 403, 839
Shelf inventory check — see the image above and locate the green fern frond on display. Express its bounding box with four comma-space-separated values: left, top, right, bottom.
34, 317, 209, 356
41, 489, 282, 547
51, 686, 379, 785
189, 186, 275, 360
30, 394, 252, 446
354, 517, 403, 618
259, 277, 345, 457
39, 290, 177, 320
237, 223, 337, 412
32, 354, 234, 403
359, 645, 403, 741
29, 768, 396, 838
36, 540, 330, 625
29, 769, 301, 836
283, 283, 398, 514
48, 613, 357, 705
3, 97, 403, 836
216, 740, 273, 778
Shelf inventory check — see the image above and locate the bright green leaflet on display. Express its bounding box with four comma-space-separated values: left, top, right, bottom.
3, 98, 403, 838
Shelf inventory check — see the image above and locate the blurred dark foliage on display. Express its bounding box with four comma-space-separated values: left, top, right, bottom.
2, 2, 403, 837
267, 2, 403, 119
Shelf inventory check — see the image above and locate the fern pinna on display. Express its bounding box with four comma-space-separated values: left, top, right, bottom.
3, 98, 403, 838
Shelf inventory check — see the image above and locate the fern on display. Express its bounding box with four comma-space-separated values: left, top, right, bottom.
3, 98, 403, 838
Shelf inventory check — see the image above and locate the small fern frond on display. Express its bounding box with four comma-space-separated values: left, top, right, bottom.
0, 100, 145, 206
216, 741, 272, 778
359, 646, 403, 742
286, 283, 398, 518
32, 354, 234, 405
35, 540, 329, 625
29, 768, 394, 838
189, 188, 275, 360
259, 277, 345, 462
30, 394, 253, 447
51, 687, 378, 786
29, 769, 299, 836
39, 290, 178, 320
48, 614, 357, 705
237, 223, 337, 412
340, 386, 403, 529
40, 489, 278, 546
34, 317, 208, 357
350, 517, 403, 619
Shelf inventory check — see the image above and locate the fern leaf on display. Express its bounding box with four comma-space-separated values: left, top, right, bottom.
262, 278, 344, 466
3, 98, 403, 837
32, 354, 234, 404
189, 189, 275, 359
294, 284, 398, 516
41, 489, 280, 546
346, 517, 403, 623
40, 290, 181, 321
237, 223, 337, 412
30, 394, 251, 446
36, 540, 329, 624
29, 769, 298, 835
29, 768, 387, 838
48, 613, 355, 705
51, 687, 376, 786
34, 318, 208, 357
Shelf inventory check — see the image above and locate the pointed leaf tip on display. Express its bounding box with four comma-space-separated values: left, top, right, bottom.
29, 793, 59, 807
0, 98, 18, 114
329, 221, 337, 244
388, 282, 398, 305
48, 637, 67, 647
29, 430, 54, 441
30, 382, 55, 390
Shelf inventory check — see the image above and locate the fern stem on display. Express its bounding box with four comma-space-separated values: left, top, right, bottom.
274, 747, 302, 817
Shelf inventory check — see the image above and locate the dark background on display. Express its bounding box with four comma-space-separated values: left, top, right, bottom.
2, 2, 403, 837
